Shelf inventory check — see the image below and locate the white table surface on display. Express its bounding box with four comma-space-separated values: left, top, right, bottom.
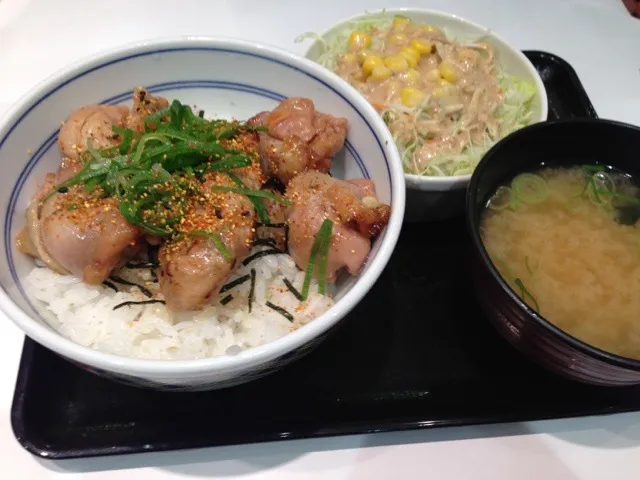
1, 0, 640, 478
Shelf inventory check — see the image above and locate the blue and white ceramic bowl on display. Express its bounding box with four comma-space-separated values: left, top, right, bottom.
0, 37, 405, 391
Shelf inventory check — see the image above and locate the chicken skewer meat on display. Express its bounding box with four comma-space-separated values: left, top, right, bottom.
248, 97, 348, 185
16, 89, 167, 283
285, 171, 390, 282
16, 91, 391, 312
157, 134, 264, 311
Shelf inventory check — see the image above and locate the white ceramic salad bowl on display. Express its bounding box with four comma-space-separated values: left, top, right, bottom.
302, 8, 548, 221
0, 37, 405, 391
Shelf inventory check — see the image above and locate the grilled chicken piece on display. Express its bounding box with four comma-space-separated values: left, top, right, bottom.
125, 87, 169, 132
57, 105, 128, 179
219, 129, 264, 190
18, 103, 136, 277
248, 98, 348, 184
35, 187, 142, 284
285, 171, 390, 282
158, 172, 257, 311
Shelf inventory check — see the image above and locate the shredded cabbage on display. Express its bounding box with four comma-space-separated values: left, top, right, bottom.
297, 17, 539, 178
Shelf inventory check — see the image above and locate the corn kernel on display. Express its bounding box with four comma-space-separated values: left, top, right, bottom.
393, 15, 411, 30
370, 64, 393, 81
362, 55, 384, 76
404, 46, 421, 61
384, 55, 409, 72
411, 39, 433, 54
348, 31, 372, 51
439, 60, 458, 82
421, 24, 442, 35
400, 68, 421, 85
340, 52, 356, 64
388, 32, 407, 45
426, 69, 440, 81
357, 49, 373, 64
398, 50, 418, 68
401, 87, 425, 107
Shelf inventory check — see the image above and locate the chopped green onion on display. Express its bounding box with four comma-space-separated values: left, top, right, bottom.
525, 256, 536, 276
144, 106, 170, 131
317, 220, 332, 295
200, 155, 253, 174
581, 164, 605, 173
227, 173, 271, 223
301, 219, 333, 301
514, 277, 539, 313
590, 172, 615, 202
112, 126, 135, 155
48, 98, 263, 244
169, 99, 185, 129
190, 231, 232, 261
487, 186, 515, 211
511, 173, 549, 204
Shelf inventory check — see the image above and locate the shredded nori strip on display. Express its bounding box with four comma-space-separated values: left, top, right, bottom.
283, 278, 303, 301
248, 268, 256, 313
220, 294, 233, 305
262, 177, 286, 193
284, 224, 289, 253
147, 244, 159, 282
102, 280, 118, 293
57, 186, 68, 194
256, 222, 287, 229
242, 248, 285, 266
253, 237, 278, 248
125, 261, 158, 269
109, 276, 153, 298
113, 299, 166, 311
198, 110, 205, 118
220, 274, 250, 293
266, 301, 294, 322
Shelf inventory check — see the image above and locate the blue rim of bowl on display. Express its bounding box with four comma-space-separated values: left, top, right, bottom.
4, 79, 371, 321
466, 118, 640, 372
301, 7, 549, 187
0, 38, 405, 375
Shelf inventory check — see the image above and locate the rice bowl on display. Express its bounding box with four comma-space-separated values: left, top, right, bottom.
0, 37, 405, 390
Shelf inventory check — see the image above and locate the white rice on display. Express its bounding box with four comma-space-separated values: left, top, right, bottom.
23, 249, 334, 360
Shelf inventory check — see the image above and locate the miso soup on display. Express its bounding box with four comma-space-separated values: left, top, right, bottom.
481, 165, 640, 359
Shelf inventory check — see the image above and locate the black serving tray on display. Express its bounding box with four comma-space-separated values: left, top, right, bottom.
13, 51, 635, 460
